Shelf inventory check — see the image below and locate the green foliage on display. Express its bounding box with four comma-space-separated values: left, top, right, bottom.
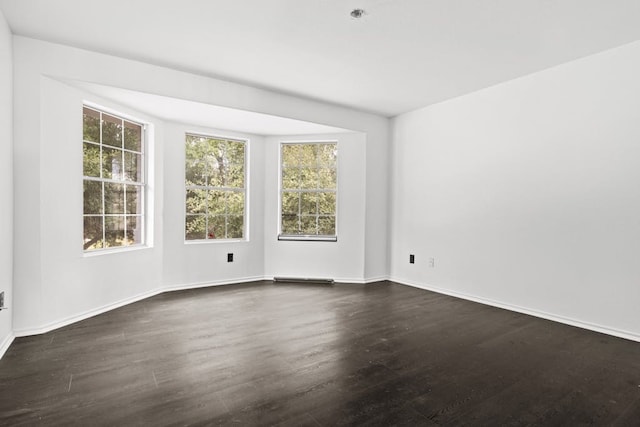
83, 108, 100, 142
102, 113, 122, 147
280, 142, 337, 236
185, 134, 246, 240
124, 121, 142, 151
82, 107, 144, 251
83, 143, 100, 177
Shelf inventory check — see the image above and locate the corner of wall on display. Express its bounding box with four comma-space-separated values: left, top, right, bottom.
0, 7, 14, 359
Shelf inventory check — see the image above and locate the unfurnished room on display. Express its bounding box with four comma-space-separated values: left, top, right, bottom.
0, 1, 639, 425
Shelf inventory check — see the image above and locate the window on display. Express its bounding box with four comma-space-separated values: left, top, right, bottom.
280, 142, 337, 241
82, 106, 145, 251
185, 134, 246, 241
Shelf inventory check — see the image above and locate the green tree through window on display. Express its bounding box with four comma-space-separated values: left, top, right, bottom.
185, 134, 246, 240
83, 106, 145, 251
280, 142, 337, 238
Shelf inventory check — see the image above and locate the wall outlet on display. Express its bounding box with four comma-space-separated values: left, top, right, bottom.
428, 257, 435, 268
227, 253, 234, 262
409, 254, 415, 264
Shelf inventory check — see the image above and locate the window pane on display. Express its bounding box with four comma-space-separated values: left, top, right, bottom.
282, 214, 299, 234
300, 216, 317, 234
84, 180, 103, 214
318, 168, 337, 189
105, 216, 125, 247
83, 106, 146, 251
126, 184, 143, 215
282, 144, 300, 167
83, 107, 100, 143
207, 215, 226, 239
124, 151, 142, 182
282, 167, 299, 190
207, 190, 226, 215
281, 192, 299, 215
185, 160, 208, 187
208, 139, 224, 159
102, 147, 122, 180
185, 215, 206, 240
299, 144, 318, 166
226, 141, 245, 165
225, 164, 244, 188
318, 216, 336, 235
317, 144, 337, 167
318, 192, 336, 215
83, 142, 101, 177
185, 134, 246, 241
123, 121, 142, 152
300, 192, 317, 215
186, 136, 206, 163
279, 142, 337, 238
125, 216, 143, 245
83, 216, 104, 250
185, 189, 207, 214
208, 162, 224, 187
102, 114, 123, 148
227, 215, 243, 239
105, 183, 125, 214
300, 167, 318, 189
227, 191, 244, 215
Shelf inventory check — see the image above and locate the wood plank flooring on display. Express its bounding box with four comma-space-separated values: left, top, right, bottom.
1, 280, 639, 426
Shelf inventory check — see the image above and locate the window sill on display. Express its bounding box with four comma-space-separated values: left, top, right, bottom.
278, 235, 337, 242
184, 238, 248, 245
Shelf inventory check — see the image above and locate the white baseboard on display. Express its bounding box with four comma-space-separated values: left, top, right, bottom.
0, 332, 15, 359
337, 277, 390, 284
13, 276, 270, 338
393, 278, 640, 343
363, 276, 390, 284
13, 288, 163, 337
162, 276, 268, 292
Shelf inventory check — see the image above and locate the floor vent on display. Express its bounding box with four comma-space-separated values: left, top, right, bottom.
273, 277, 334, 285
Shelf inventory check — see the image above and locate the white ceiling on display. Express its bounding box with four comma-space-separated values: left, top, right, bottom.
2, 0, 640, 117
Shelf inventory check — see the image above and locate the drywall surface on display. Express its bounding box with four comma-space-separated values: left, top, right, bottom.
11, 36, 389, 334
263, 133, 366, 282
15, 76, 165, 334
162, 123, 266, 288
0, 9, 13, 355
391, 41, 640, 340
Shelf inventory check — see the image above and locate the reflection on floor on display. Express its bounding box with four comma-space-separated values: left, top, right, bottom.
1, 280, 639, 425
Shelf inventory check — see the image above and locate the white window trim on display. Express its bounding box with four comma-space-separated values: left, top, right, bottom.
184, 132, 249, 243
278, 140, 338, 242
82, 103, 150, 254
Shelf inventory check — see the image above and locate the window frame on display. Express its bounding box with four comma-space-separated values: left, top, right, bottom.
184, 132, 249, 243
82, 104, 148, 254
278, 140, 338, 242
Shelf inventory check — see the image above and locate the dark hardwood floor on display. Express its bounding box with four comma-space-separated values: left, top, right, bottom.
1, 280, 639, 426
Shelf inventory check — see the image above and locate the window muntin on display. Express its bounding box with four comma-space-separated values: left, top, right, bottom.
83, 106, 145, 251
279, 142, 337, 240
185, 134, 247, 241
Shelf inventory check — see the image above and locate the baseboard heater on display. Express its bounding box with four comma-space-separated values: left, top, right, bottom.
273, 277, 334, 285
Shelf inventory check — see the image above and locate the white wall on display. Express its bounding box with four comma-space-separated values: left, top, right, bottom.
263, 133, 367, 282
162, 123, 266, 289
0, 9, 13, 355
391, 41, 640, 341
11, 36, 389, 335
14, 77, 165, 334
